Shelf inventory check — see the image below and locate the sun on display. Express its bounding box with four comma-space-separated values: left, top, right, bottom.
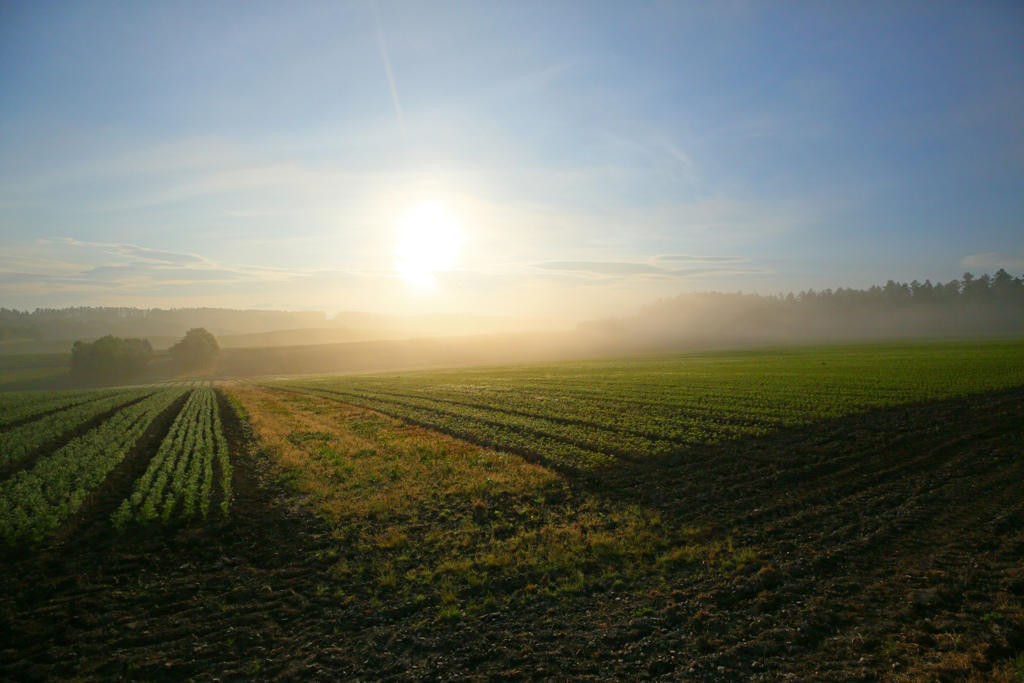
395, 202, 462, 290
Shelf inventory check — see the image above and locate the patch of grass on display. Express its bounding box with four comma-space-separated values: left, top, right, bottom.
287, 430, 334, 446
0, 359, 70, 391
374, 527, 408, 550
990, 654, 1024, 683
437, 605, 462, 622
224, 383, 755, 618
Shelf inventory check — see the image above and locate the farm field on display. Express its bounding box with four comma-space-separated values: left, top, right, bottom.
0, 341, 1022, 681
0, 386, 234, 545
0, 353, 71, 392
267, 340, 1024, 470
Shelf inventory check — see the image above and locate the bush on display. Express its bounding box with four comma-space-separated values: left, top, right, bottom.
169, 327, 219, 370
70, 335, 153, 383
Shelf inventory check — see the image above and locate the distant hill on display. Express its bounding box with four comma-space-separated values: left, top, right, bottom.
2, 271, 1019, 377
0, 306, 557, 355
579, 270, 1024, 351
0, 307, 329, 343
215, 327, 416, 349
213, 331, 591, 378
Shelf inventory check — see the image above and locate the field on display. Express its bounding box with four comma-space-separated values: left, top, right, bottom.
0, 341, 1022, 681
0, 386, 233, 545
265, 341, 1024, 470
0, 353, 71, 392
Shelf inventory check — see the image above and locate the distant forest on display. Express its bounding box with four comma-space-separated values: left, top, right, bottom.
0, 307, 326, 342
1, 270, 1022, 347
659, 268, 1024, 310
581, 269, 1024, 347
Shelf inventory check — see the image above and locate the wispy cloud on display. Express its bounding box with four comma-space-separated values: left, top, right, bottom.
5, 238, 400, 296
652, 254, 749, 264
375, 21, 406, 138
531, 259, 769, 282
43, 238, 216, 268
534, 261, 670, 277
959, 253, 1024, 272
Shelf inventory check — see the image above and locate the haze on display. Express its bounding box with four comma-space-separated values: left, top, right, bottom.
1, 1, 1022, 325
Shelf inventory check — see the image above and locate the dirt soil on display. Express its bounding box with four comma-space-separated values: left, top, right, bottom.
1, 387, 1022, 682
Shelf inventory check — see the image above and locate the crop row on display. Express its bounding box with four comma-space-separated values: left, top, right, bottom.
257, 374, 824, 469
291, 383, 675, 455
268, 384, 615, 470
114, 388, 232, 526
0, 389, 123, 429
330, 384, 762, 443
0, 388, 155, 470
0, 388, 188, 545
271, 342, 1024, 470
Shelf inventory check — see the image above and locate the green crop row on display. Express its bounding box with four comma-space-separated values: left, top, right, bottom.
0, 388, 188, 545
279, 384, 657, 462
0, 388, 123, 429
0, 388, 155, 470
270, 384, 615, 470
113, 388, 232, 526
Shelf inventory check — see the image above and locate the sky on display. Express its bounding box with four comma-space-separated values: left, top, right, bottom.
1, 1, 1022, 322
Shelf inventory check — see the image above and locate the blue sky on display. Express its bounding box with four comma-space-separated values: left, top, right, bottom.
1, 1, 1022, 321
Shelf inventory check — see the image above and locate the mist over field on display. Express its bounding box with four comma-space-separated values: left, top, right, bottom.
582, 280, 1024, 350
3, 268, 1021, 380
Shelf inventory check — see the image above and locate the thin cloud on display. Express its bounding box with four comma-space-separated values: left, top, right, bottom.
46, 238, 215, 268
667, 266, 773, 278
652, 254, 749, 264
375, 15, 406, 138
959, 253, 1024, 272
530, 259, 769, 278
533, 261, 671, 277
530, 260, 771, 283
77, 263, 249, 285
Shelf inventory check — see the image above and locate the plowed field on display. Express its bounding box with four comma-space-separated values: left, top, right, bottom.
1, 386, 1022, 682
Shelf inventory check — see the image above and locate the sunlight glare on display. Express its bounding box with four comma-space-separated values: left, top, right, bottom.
395, 202, 463, 290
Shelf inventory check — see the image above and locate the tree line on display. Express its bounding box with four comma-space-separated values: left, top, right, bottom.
630, 269, 1024, 313
580, 270, 1024, 347
70, 328, 220, 385
0, 306, 326, 341
70, 336, 154, 383
773, 269, 1023, 307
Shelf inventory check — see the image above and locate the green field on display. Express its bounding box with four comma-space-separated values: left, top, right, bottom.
2, 340, 1023, 680
4, 340, 1023, 545
0, 387, 232, 546
0, 353, 71, 391
113, 387, 232, 526
267, 340, 1024, 470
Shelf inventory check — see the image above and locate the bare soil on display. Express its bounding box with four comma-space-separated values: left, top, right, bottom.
1, 387, 1022, 682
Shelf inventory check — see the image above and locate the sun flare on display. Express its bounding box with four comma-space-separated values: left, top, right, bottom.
395, 202, 463, 290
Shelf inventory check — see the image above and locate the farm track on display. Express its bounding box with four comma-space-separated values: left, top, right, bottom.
1, 387, 1022, 681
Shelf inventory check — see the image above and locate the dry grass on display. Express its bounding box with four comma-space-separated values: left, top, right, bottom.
222, 383, 755, 618
226, 384, 556, 516
980, 655, 1024, 683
